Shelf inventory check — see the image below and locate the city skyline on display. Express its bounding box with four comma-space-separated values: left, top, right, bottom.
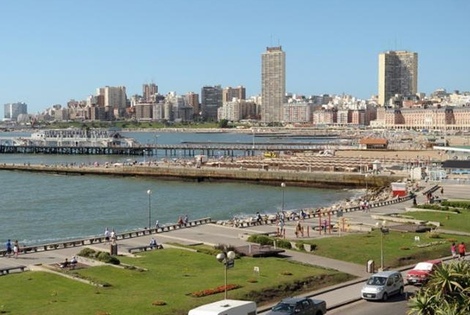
1, 0, 469, 113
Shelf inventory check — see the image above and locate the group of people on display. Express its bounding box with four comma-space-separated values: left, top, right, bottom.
451, 242, 466, 260
104, 228, 117, 244
177, 215, 189, 226
59, 256, 78, 268
5, 239, 19, 258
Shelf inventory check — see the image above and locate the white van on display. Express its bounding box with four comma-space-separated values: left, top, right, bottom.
188, 299, 257, 315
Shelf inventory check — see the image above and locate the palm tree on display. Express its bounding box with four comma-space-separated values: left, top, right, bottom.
408, 261, 470, 315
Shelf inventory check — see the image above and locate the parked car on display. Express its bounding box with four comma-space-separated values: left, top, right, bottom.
266, 297, 327, 315
361, 270, 404, 301
406, 259, 442, 285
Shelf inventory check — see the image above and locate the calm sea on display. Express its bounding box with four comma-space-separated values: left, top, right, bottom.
0, 130, 359, 246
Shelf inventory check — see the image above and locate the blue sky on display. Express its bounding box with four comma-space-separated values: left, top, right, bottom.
1, 0, 469, 114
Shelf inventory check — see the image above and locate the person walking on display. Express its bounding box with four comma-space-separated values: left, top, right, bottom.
451, 242, 457, 259
13, 240, 19, 259
5, 239, 12, 258
458, 242, 466, 260
104, 228, 110, 244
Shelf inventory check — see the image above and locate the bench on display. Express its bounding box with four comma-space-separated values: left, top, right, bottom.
0, 265, 26, 275
127, 245, 163, 253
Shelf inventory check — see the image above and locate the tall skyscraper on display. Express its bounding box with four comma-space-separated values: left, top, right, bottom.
201, 85, 222, 120
3, 102, 28, 121
142, 83, 158, 102
261, 46, 286, 123
378, 50, 418, 106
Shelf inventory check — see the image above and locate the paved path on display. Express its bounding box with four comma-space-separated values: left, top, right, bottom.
1, 182, 468, 310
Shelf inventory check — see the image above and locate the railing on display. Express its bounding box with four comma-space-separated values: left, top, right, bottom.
0, 217, 213, 256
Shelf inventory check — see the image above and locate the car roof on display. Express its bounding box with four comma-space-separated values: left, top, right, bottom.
425, 259, 442, 264
371, 270, 401, 277
279, 297, 307, 304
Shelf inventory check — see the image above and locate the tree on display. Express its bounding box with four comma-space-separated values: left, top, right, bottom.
218, 119, 229, 128
408, 261, 470, 315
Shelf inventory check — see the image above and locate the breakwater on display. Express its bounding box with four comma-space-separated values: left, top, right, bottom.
0, 163, 403, 188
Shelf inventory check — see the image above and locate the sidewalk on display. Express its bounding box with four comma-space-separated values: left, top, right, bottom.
1, 182, 467, 310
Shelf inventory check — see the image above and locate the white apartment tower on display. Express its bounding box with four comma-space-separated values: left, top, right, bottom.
378, 51, 418, 106
96, 86, 127, 109
261, 46, 286, 123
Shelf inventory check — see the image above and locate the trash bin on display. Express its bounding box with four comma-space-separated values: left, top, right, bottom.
367, 260, 375, 273
110, 244, 118, 255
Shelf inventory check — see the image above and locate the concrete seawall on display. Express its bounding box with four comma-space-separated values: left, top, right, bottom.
0, 163, 404, 188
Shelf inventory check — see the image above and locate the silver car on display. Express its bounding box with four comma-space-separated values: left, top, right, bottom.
361, 270, 404, 301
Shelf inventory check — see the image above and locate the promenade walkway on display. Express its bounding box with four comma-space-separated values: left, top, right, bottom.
1, 182, 468, 310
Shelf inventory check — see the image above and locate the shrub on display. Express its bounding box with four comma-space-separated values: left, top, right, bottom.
78, 247, 96, 258
247, 235, 273, 246
442, 200, 470, 210
79, 248, 120, 265
275, 239, 292, 249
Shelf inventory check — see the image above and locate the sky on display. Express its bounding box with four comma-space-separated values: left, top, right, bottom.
1, 0, 469, 114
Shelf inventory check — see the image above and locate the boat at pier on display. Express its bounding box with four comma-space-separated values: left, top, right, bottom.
16, 128, 140, 148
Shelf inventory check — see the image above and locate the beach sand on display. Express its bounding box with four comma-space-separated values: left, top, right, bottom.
335, 149, 444, 161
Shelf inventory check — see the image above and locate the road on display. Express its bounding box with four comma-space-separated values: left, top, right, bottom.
328, 286, 419, 315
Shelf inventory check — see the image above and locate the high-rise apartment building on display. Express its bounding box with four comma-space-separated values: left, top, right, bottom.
261, 46, 286, 123
96, 86, 127, 119
96, 86, 127, 109
201, 85, 222, 120
222, 86, 246, 102
184, 92, 200, 115
378, 50, 418, 106
4, 102, 28, 121
142, 83, 158, 102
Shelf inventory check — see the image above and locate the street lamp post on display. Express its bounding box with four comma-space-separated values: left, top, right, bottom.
147, 190, 152, 229
376, 220, 388, 271
365, 174, 368, 196
252, 128, 255, 150
154, 134, 159, 157
216, 250, 236, 299
281, 182, 286, 211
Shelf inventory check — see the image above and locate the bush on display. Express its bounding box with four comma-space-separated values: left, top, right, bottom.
442, 200, 470, 210
78, 247, 120, 265
275, 239, 292, 249
78, 247, 96, 258
247, 235, 273, 246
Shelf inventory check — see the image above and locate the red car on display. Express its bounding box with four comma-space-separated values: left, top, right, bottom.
406, 259, 442, 285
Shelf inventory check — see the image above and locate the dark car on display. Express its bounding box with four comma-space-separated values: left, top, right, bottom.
267, 297, 327, 315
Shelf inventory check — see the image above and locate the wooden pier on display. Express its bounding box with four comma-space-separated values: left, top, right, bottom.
0, 142, 351, 157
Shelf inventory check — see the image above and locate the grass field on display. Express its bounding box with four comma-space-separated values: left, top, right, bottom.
0, 248, 352, 315
403, 209, 470, 232
2, 209, 470, 314
309, 229, 470, 268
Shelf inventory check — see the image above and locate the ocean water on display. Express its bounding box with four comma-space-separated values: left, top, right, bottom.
0, 131, 360, 246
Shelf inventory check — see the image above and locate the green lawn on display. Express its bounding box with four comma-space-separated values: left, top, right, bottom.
3, 208, 470, 314
308, 230, 470, 268
0, 248, 352, 315
403, 210, 470, 232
